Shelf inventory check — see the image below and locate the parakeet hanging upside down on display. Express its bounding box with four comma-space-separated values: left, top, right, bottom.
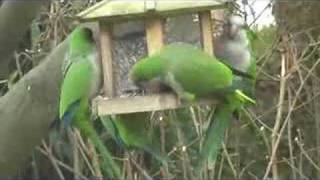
59, 27, 120, 179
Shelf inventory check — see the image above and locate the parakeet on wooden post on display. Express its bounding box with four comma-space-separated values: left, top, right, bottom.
59, 27, 121, 179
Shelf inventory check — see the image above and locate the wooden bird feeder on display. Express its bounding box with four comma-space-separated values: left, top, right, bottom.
77, 0, 228, 116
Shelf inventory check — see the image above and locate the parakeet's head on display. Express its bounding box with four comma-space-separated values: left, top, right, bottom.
129, 55, 166, 87
223, 15, 246, 39
71, 27, 93, 40
69, 27, 95, 52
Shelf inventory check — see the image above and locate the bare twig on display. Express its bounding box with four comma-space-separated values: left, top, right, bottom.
287, 89, 297, 180
124, 152, 133, 180
312, 76, 320, 178
239, 160, 256, 178
129, 155, 153, 180
70, 130, 81, 180
296, 136, 320, 172
41, 141, 65, 180
217, 150, 225, 180
37, 146, 89, 180
73, 129, 96, 176
87, 139, 103, 180
171, 110, 195, 180
222, 142, 237, 179
270, 44, 288, 180
282, 158, 308, 180
190, 107, 200, 136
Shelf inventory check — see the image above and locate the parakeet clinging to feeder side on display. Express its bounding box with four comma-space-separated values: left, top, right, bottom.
59, 27, 121, 179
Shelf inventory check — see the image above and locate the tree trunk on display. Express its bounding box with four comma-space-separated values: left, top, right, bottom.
0, 38, 67, 176
0, 0, 48, 79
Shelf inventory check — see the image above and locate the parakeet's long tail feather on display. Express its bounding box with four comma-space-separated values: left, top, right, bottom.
196, 91, 254, 174
100, 116, 126, 150
77, 120, 122, 179
196, 103, 234, 172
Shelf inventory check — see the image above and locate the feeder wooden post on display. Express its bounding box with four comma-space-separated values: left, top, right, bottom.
98, 22, 115, 98
145, 16, 164, 55
199, 10, 214, 55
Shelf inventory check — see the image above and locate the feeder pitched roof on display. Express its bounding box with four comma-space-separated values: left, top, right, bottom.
77, 0, 226, 22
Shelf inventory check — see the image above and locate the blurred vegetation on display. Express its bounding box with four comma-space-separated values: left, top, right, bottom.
2, 1, 320, 180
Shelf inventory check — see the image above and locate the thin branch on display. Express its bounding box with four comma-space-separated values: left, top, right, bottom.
270, 44, 288, 179
41, 141, 65, 180
37, 146, 89, 180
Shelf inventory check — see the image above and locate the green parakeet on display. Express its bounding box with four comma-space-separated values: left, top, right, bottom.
59, 27, 121, 179
130, 42, 235, 101
98, 30, 167, 168
129, 42, 255, 172
214, 15, 256, 98
197, 15, 258, 168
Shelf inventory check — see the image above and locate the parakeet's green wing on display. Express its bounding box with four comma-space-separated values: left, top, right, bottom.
59, 57, 95, 120
160, 43, 234, 97
131, 43, 234, 100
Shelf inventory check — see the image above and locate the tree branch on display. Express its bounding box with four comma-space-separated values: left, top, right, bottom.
0, 38, 68, 176
0, 0, 48, 79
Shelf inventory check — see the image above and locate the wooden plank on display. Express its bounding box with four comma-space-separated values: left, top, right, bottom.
145, 16, 164, 55
94, 93, 217, 115
98, 22, 115, 97
199, 10, 213, 55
